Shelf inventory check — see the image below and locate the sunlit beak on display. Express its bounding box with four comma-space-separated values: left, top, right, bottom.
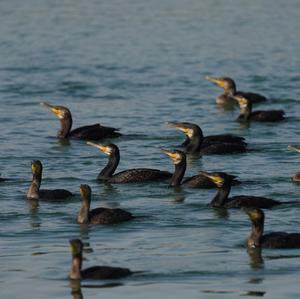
166, 122, 193, 136
87, 141, 111, 155
205, 76, 225, 88
40, 102, 64, 119
199, 171, 224, 186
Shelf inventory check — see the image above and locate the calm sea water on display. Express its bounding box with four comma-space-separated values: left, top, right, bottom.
1, 1, 300, 298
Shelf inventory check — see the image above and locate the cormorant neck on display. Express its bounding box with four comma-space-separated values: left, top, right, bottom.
97, 152, 120, 180
238, 104, 252, 121
77, 198, 91, 224
27, 173, 42, 200
224, 86, 236, 96
248, 219, 264, 248
170, 160, 186, 187
58, 117, 73, 139
185, 134, 203, 153
210, 184, 231, 207
70, 253, 82, 280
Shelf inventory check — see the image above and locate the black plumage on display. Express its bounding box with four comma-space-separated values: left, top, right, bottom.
206, 76, 267, 105
162, 149, 240, 188
234, 95, 285, 122
26, 160, 73, 200
167, 121, 247, 154
245, 208, 300, 248
69, 239, 132, 280
41, 102, 121, 140
77, 184, 133, 224
87, 142, 172, 183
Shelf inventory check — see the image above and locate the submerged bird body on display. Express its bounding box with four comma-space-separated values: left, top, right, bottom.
162, 150, 239, 188
77, 184, 133, 225
201, 172, 285, 209
167, 121, 247, 154
206, 76, 267, 105
87, 142, 172, 183
234, 95, 285, 122
245, 208, 300, 248
69, 239, 132, 280
27, 160, 73, 200
41, 102, 121, 140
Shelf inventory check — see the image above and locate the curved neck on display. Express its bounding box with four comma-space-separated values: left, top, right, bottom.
170, 160, 186, 187
27, 173, 42, 200
58, 117, 72, 139
248, 219, 264, 248
210, 184, 231, 207
70, 253, 82, 280
97, 151, 120, 180
77, 198, 91, 224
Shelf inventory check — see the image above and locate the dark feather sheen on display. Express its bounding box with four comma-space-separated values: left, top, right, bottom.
70, 124, 121, 140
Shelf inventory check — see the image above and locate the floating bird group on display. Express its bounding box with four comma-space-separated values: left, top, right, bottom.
2, 76, 299, 282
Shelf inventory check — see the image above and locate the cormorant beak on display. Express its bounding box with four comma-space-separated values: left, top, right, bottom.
205, 76, 226, 88
199, 171, 224, 187
166, 122, 194, 137
40, 102, 65, 119
288, 145, 300, 154
86, 141, 111, 156
161, 149, 182, 164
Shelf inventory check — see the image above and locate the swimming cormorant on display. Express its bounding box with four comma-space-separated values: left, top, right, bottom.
87, 142, 172, 183
41, 102, 121, 140
69, 239, 132, 280
234, 95, 285, 122
162, 149, 240, 188
167, 121, 247, 154
206, 76, 267, 105
77, 184, 133, 224
245, 208, 300, 248
201, 171, 291, 208
27, 160, 73, 200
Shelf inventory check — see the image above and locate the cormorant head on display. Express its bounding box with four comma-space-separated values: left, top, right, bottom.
233, 94, 251, 109
162, 149, 186, 165
87, 142, 119, 156
79, 184, 91, 201
200, 171, 237, 187
31, 160, 43, 175
167, 121, 203, 138
40, 102, 72, 120
244, 207, 265, 224
69, 239, 83, 255
206, 76, 236, 92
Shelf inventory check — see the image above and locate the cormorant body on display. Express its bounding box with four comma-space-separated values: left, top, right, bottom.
206, 76, 267, 105
162, 149, 240, 188
167, 121, 247, 154
41, 102, 121, 140
69, 239, 132, 280
27, 160, 73, 200
87, 142, 172, 183
234, 95, 284, 122
245, 208, 300, 248
201, 171, 291, 208
77, 184, 133, 224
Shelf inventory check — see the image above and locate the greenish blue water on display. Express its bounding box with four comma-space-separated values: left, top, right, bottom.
1, 0, 300, 298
